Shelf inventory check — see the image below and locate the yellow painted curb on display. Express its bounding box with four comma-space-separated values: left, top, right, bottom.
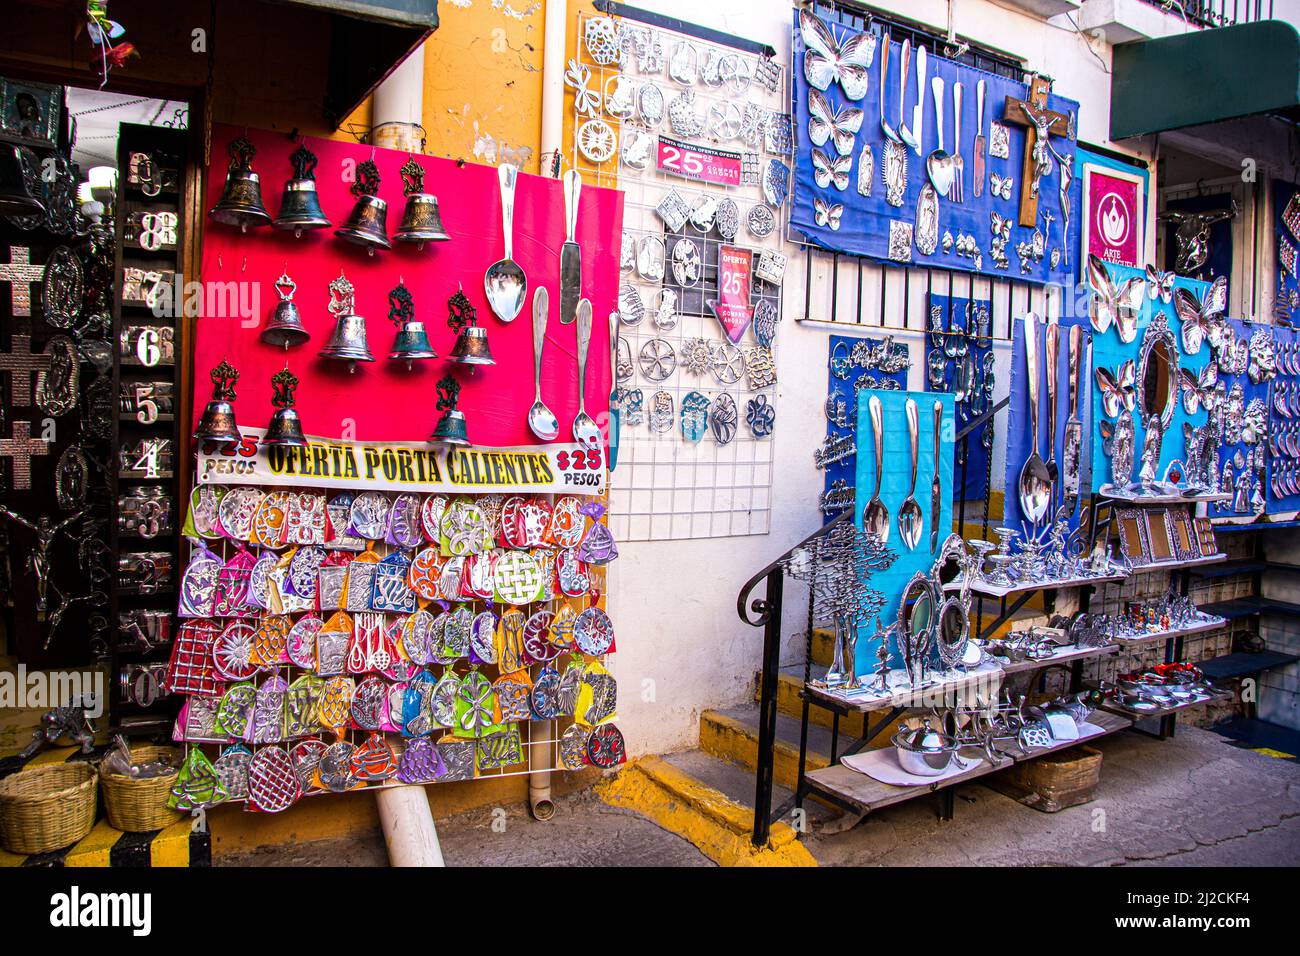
150, 819, 195, 867
64, 820, 120, 868
596, 757, 816, 867
1251, 747, 1297, 760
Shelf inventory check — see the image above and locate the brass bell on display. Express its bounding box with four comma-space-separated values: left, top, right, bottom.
263, 367, 308, 448
273, 143, 330, 236
430, 376, 471, 447
318, 271, 374, 371
194, 360, 242, 446
0, 144, 44, 218
335, 157, 391, 254
386, 281, 437, 367
209, 135, 271, 232
445, 287, 495, 368
393, 156, 450, 249
260, 270, 310, 348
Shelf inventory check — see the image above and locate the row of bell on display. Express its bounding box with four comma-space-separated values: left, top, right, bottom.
211, 166, 450, 251
195, 378, 470, 449
266, 301, 496, 369
193, 388, 308, 448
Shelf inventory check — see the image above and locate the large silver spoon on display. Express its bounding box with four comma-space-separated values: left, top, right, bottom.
573, 299, 601, 447
898, 398, 923, 550
527, 286, 558, 441
1018, 312, 1052, 526
484, 163, 527, 323
863, 395, 890, 544
925, 76, 955, 197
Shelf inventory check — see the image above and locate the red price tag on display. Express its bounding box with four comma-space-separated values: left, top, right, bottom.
710, 245, 754, 343
656, 135, 743, 188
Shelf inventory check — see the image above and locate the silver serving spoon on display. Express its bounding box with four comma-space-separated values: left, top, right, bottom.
898, 398, 923, 550
926, 76, 955, 197
484, 163, 527, 323
1018, 312, 1052, 526
573, 299, 601, 447
527, 286, 559, 441
863, 394, 890, 544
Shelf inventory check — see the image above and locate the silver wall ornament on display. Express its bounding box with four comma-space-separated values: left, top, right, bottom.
857, 144, 874, 197
914, 183, 939, 255
814, 197, 843, 230
671, 238, 702, 285
747, 394, 775, 437
40, 246, 83, 328
638, 83, 664, 127
604, 74, 636, 120
635, 236, 665, 281
681, 391, 709, 443
620, 129, 653, 170
712, 393, 738, 445
639, 338, 676, 381
887, 220, 914, 262
35, 334, 78, 416
655, 189, 690, 232
649, 390, 674, 432
577, 119, 616, 164
753, 299, 779, 347
711, 343, 745, 385
716, 198, 740, 240
584, 17, 621, 65
747, 203, 775, 238
618, 283, 645, 325
688, 196, 717, 232
653, 288, 679, 330
882, 140, 908, 207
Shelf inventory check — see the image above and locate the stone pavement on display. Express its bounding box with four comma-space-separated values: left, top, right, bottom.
218, 725, 1300, 866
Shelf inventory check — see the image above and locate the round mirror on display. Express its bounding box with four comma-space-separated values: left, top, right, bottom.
1137, 316, 1180, 430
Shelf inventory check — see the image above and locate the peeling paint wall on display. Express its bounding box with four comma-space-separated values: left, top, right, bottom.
419, 0, 547, 169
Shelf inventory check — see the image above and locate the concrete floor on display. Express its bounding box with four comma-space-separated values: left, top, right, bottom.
219, 725, 1300, 867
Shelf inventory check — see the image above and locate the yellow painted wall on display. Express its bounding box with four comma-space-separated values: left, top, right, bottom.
419, 1, 548, 170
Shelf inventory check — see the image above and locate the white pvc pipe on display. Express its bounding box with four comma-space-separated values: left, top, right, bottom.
376, 785, 445, 867
539, 0, 568, 175
372, 45, 426, 152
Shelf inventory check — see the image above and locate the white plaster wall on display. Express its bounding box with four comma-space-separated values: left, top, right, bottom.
607, 0, 1156, 757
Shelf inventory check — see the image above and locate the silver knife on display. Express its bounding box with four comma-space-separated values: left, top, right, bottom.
1062, 324, 1084, 514
608, 311, 620, 471
911, 46, 926, 156
973, 78, 986, 198
930, 399, 943, 553
559, 169, 581, 325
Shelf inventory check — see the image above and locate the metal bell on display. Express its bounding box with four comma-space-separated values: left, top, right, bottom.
445, 287, 495, 368
430, 408, 470, 447
194, 360, 242, 446
386, 281, 436, 366
260, 270, 310, 348
263, 368, 308, 447
0, 144, 44, 218
449, 326, 495, 367
209, 136, 271, 232
273, 144, 330, 236
429, 375, 470, 447
335, 157, 390, 254
393, 156, 449, 249
318, 272, 374, 371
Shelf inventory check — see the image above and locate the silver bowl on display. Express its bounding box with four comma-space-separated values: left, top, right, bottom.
891, 720, 960, 777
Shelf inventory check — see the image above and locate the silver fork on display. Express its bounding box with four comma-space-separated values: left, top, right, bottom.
952, 81, 964, 203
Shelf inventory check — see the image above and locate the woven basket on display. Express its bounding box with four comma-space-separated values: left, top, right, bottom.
0, 762, 98, 855
100, 746, 185, 833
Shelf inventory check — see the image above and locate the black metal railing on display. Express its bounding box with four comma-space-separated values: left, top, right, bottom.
735, 394, 1008, 847
1138, 0, 1275, 27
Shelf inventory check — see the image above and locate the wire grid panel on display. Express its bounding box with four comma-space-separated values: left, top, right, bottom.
171, 492, 616, 802
573, 11, 790, 542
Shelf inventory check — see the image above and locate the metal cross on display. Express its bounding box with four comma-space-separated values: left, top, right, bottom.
0, 335, 51, 406
0, 247, 44, 317
0, 421, 50, 489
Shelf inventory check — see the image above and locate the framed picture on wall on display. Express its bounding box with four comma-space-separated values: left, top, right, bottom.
1082, 162, 1145, 269
0, 78, 63, 147
1116, 507, 1150, 566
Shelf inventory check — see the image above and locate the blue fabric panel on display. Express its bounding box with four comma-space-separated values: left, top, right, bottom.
853, 389, 955, 672
790, 10, 1080, 287
1267, 323, 1300, 513
1209, 317, 1272, 518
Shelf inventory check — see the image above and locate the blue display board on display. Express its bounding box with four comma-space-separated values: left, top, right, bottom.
926, 292, 993, 502
1088, 263, 1211, 494
820, 335, 910, 522
1001, 311, 1092, 535
852, 389, 954, 672
790, 10, 1080, 286
1267, 324, 1300, 514
1209, 317, 1273, 519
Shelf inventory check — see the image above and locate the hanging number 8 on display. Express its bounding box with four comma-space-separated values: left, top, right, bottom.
139, 212, 178, 251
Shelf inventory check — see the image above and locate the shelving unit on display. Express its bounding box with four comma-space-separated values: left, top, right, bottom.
109, 123, 190, 734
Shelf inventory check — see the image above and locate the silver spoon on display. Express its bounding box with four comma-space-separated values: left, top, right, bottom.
527, 286, 558, 441
573, 299, 601, 447
1018, 312, 1052, 526
926, 76, 955, 197
898, 398, 923, 550
863, 394, 890, 544
484, 163, 527, 323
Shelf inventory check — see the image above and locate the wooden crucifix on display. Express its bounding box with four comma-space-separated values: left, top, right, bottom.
1002, 75, 1071, 228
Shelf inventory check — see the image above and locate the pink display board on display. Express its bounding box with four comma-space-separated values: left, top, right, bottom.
196, 126, 622, 447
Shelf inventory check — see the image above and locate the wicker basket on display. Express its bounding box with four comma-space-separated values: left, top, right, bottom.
0, 762, 98, 855
100, 746, 185, 833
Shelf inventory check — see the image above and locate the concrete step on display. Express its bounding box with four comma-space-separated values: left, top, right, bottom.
701, 703, 884, 791
661, 751, 840, 826
593, 752, 817, 866
754, 664, 870, 736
